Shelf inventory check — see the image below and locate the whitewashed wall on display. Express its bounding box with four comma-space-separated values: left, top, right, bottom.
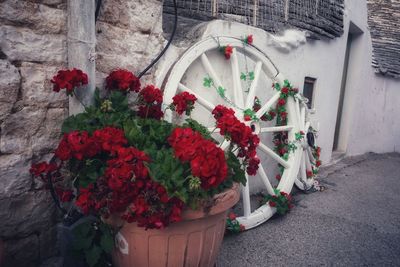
156, 0, 400, 167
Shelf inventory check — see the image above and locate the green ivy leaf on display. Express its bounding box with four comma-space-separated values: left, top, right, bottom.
203, 76, 213, 88
248, 71, 255, 81
240, 72, 247, 81
217, 86, 226, 97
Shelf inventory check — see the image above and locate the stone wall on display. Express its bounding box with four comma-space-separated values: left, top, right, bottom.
0, 0, 68, 266
0, 0, 166, 266
95, 0, 165, 85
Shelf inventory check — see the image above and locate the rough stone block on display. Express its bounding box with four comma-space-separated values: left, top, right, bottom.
96, 22, 165, 74
20, 62, 67, 108
0, 191, 56, 239
98, 0, 163, 33
0, 25, 66, 63
0, 154, 33, 198
31, 108, 67, 154
0, 0, 67, 34
0, 59, 20, 123
0, 106, 46, 154
3, 235, 40, 267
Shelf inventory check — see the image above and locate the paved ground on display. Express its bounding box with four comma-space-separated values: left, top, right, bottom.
217, 153, 400, 266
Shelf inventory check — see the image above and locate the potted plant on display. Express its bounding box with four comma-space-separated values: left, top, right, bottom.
30, 68, 260, 267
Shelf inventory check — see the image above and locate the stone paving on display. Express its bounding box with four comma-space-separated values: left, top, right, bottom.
217, 153, 400, 266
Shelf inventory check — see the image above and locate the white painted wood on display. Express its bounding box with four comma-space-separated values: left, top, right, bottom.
258, 142, 290, 169
245, 61, 262, 109
231, 48, 245, 109
201, 53, 224, 90
178, 83, 215, 111
258, 165, 275, 196
67, 0, 96, 115
260, 125, 294, 133
255, 91, 281, 118
242, 175, 251, 217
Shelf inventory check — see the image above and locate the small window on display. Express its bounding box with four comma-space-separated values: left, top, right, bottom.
303, 77, 316, 109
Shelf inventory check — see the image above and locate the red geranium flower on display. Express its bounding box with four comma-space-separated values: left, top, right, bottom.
137, 104, 164, 120
30, 162, 58, 176
224, 45, 233, 59
51, 68, 88, 95
246, 35, 253, 45
228, 212, 237, 220
171, 91, 197, 115
106, 69, 141, 92
139, 85, 163, 105
277, 98, 286, 106
281, 87, 289, 94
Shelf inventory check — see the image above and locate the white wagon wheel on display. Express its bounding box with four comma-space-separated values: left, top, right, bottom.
293, 99, 320, 191
163, 36, 303, 230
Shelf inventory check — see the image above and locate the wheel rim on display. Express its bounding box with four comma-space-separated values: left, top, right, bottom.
163, 36, 303, 229
294, 100, 319, 191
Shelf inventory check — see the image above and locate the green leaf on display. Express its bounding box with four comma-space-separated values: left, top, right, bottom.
100, 233, 114, 254
274, 82, 281, 91
248, 71, 255, 81
203, 76, 213, 88
85, 245, 102, 267
217, 86, 226, 97
240, 72, 247, 81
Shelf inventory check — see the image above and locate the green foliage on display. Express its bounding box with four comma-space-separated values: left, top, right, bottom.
183, 118, 213, 141
217, 86, 226, 97
226, 217, 244, 233
71, 219, 115, 267
262, 188, 292, 215
203, 76, 213, 88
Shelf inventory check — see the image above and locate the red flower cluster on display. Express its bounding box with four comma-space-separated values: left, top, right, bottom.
268, 191, 293, 209
171, 91, 197, 115
51, 126, 187, 229
212, 105, 260, 175
55, 127, 128, 161
105, 69, 141, 92
222, 45, 233, 60
137, 85, 164, 120
51, 68, 88, 95
30, 161, 58, 176
245, 35, 253, 45
168, 128, 228, 189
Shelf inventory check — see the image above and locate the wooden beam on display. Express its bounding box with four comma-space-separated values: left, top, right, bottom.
67, 0, 96, 115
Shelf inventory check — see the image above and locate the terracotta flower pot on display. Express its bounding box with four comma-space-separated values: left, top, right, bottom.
111, 184, 240, 267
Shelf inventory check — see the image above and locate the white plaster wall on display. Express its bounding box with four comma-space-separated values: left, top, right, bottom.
340, 0, 400, 156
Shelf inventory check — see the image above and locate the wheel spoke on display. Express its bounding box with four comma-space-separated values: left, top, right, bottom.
255, 91, 281, 118
304, 150, 313, 171
245, 61, 262, 109
231, 48, 244, 109
260, 125, 294, 133
220, 139, 231, 150
242, 173, 251, 217
300, 152, 307, 182
295, 98, 302, 130
258, 142, 290, 169
178, 83, 215, 112
258, 164, 275, 196
300, 105, 306, 130
207, 127, 220, 133
307, 147, 316, 164
201, 53, 224, 89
